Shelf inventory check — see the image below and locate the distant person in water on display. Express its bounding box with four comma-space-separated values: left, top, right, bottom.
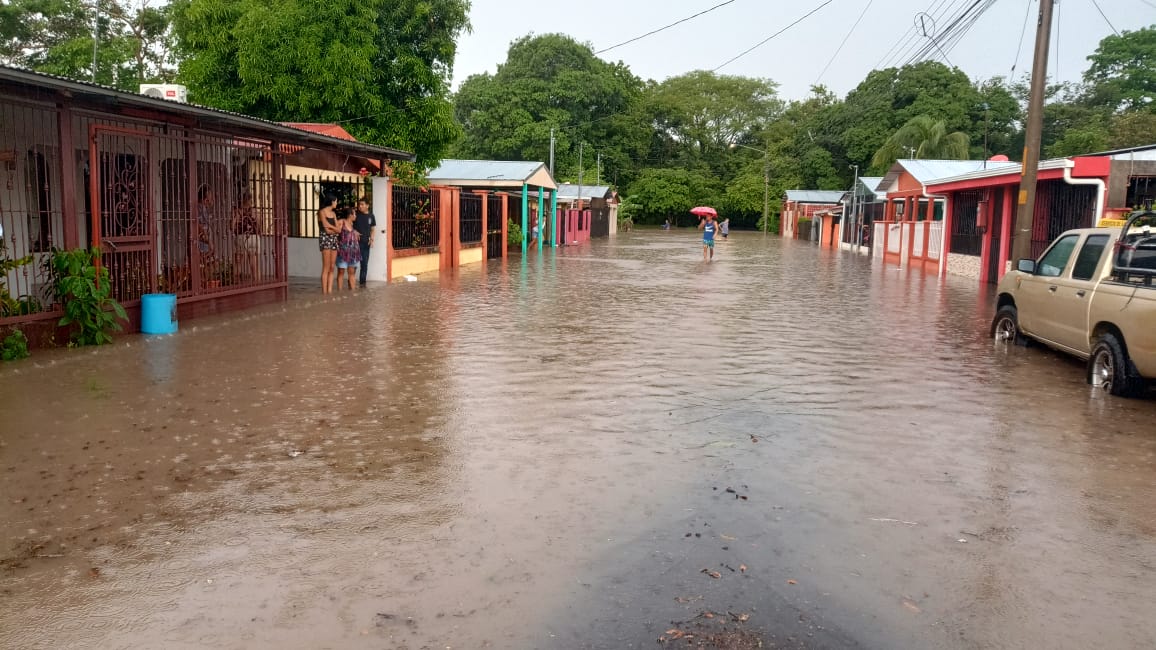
698, 214, 718, 261
720, 218, 730, 239
663, 219, 671, 230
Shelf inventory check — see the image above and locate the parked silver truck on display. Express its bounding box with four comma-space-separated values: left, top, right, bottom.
991, 212, 1156, 397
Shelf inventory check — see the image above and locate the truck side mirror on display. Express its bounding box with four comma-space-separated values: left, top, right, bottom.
1017, 259, 1036, 274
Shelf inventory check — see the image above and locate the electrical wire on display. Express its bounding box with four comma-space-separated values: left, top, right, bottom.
1090, 0, 1120, 36
1140, 0, 1156, 10
595, 0, 741, 55
902, 0, 982, 65
713, 0, 834, 72
879, 0, 962, 69
902, 0, 997, 67
1010, 0, 1035, 80
815, 0, 876, 85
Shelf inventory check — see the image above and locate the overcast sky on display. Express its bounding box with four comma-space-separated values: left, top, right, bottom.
451, 0, 1156, 99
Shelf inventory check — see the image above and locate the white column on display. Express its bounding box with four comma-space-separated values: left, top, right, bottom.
366, 176, 391, 282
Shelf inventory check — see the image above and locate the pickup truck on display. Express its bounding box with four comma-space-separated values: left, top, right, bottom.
991, 212, 1156, 397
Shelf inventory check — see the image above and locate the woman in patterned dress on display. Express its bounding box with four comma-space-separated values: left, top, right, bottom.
318, 194, 340, 294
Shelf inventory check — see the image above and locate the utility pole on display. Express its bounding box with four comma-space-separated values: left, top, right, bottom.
596, 153, 601, 186
549, 128, 555, 177
576, 142, 584, 242
1012, 0, 1055, 265
91, 1, 100, 82
907, 146, 916, 159
982, 102, 990, 169
850, 164, 860, 250
762, 149, 769, 236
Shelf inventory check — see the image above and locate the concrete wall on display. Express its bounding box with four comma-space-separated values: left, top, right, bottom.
392, 253, 439, 279
366, 176, 390, 283
459, 247, 483, 267
288, 237, 321, 278
947, 252, 981, 280
1108, 159, 1156, 208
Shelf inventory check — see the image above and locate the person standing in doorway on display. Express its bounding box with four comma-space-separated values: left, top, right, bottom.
353, 198, 375, 286
698, 213, 718, 261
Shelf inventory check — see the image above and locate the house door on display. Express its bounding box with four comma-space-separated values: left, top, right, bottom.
486, 193, 504, 259
90, 127, 155, 305
986, 189, 1005, 284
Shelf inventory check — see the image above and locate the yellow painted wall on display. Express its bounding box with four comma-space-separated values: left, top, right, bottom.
391, 253, 440, 279
459, 247, 484, 267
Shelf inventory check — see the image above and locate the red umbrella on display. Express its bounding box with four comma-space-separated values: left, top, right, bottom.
690, 206, 717, 217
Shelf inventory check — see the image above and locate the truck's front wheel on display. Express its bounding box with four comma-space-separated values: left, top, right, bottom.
991, 306, 1026, 346
1089, 333, 1142, 398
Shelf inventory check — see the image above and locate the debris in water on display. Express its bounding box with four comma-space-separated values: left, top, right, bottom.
729, 611, 751, 623
404, 275, 418, 282
903, 599, 922, 613
869, 517, 919, 526
701, 568, 722, 579
750, 434, 759, 443
288, 450, 304, 458
740, 564, 747, 573
725, 488, 736, 494
787, 579, 797, 585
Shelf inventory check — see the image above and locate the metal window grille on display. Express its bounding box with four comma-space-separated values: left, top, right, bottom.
392, 186, 439, 251
1031, 182, 1094, 259
285, 175, 369, 238
950, 190, 984, 256
486, 193, 504, 258
460, 193, 483, 245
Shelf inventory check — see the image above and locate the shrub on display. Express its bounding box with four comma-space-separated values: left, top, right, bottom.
507, 220, 524, 247
48, 247, 127, 347
1, 329, 29, 361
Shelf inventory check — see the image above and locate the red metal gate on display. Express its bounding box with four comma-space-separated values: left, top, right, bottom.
89, 126, 155, 305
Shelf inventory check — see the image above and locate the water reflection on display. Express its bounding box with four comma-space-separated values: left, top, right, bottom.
2, 232, 1155, 649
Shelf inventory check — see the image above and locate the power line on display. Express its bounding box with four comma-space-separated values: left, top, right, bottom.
1010, 0, 1035, 80
902, 0, 996, 67
1090, 0, 1120, 36
880, 0, 962, 69
713, 0, 834, 72
1140, 0, 1156, 10
815, 0, 876, 85
595, 0, 741, 55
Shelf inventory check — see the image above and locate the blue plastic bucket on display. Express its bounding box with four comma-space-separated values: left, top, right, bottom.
140, 293, 178, 335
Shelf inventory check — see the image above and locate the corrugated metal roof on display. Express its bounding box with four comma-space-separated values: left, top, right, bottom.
0, 65, 415, 161
878, 159, 1018, 193
556, 184, 612, 200
428, 159, 546, 182
785, 190, 845, 204
858, 176, 885, 199
281, 123, 358, 141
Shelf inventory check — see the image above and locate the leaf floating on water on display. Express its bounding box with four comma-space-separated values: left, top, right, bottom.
701, 568, 722, 579
903, 599, 922, 613
721, 534, 736, 541
740, 564, 747, 573
787, 579, 797, 585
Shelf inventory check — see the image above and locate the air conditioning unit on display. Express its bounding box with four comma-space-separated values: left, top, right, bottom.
139, 84, 188, 103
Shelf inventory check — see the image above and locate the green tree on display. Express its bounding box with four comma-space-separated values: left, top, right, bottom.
172, 0, 469, 167
626, 168, 721, 225
1084, 26, 1156, 113
453, 34, 647, 185
647, 70, 783, 177
0, 0, 176, 90
872, 115, 970, 168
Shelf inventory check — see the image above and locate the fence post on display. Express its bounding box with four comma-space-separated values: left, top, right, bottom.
501, 193, 509, 259
452, 187, 462, 269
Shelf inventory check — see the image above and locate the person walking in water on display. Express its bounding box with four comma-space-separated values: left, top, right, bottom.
720, 218, 730, 239
698, 213, 718, 261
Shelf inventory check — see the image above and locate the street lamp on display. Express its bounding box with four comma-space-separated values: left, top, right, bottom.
729, 142, 770, 235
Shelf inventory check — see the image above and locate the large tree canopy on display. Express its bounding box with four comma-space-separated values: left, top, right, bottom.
1, 0, 175, 90
1084, 26, 1156, 113
172, 0, 469, 166
453, 34, 647, 186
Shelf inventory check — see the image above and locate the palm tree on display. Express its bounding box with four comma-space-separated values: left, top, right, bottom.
872, 115, 970, 169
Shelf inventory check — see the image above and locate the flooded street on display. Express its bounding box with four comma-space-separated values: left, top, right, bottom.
3, 230, 1156, 649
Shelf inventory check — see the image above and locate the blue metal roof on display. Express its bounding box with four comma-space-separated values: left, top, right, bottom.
556, 184, 612, 200
785, 190, 846, 204
427, 159, 546, 183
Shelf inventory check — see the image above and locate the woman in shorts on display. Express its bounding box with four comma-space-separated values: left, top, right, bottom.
318, 194, 340, 294
335, 207, 362, 291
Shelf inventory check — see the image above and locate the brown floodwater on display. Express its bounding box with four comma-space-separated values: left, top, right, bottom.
2, 231, 1156, 649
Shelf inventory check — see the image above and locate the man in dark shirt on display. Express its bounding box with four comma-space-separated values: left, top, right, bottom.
353, 198, 376, 286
